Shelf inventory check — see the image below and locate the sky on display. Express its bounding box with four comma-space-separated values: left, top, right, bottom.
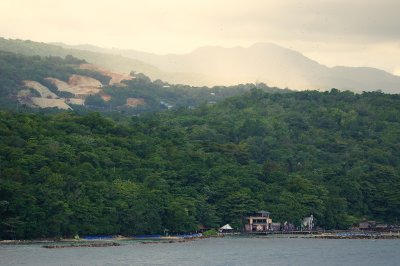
1, 0, 399, 75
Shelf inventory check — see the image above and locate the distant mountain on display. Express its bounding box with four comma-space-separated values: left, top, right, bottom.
0, 38, 157, 75
55, 42, 400, 93
0, 38, 209, 85
2, 38, 400, 93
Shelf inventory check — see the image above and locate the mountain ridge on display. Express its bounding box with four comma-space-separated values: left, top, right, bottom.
52, 41, 400, 93
1, 38, 400, 93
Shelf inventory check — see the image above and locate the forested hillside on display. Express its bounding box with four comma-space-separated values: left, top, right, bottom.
1, 89, 399, 239
0, 51, 109, 109
0, 50, 284, 114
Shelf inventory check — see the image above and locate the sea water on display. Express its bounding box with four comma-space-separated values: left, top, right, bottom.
1, 237, 399, 266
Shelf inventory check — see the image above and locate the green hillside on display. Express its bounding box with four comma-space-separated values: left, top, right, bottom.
1, 89, 399, 239
0, 51, 110, 109
0, 38, 160, 76
0, 38, 213, 85
0, 50, 284, 114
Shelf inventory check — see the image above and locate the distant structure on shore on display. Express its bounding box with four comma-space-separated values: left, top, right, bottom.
219, 224, 233, 233
244, 211, 272, 232
241, 211, 400, 234
301, 215, 314, 231
243, 211, 315, 233
355, 220, 399, 232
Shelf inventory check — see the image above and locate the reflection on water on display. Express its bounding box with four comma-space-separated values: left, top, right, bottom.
1, 237, 399, 266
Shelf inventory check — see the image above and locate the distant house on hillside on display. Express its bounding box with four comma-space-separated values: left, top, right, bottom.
244, 211, 272, 232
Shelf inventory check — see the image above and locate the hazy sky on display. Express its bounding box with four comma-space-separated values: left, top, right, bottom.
1, 0, 399, 75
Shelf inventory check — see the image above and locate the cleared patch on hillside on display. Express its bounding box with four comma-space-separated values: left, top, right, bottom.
23, 81, 58, 99
21, 80, 79, 109
44, 77, 70, 91
17, 89, 31, 98
45, 76, 102, 98
99, 92, 112, 102
126, 98, 145, 107
65, 98, 85, 105
29, 97, 72, 110
80, 64, 134, 85
69, 74, 103, 87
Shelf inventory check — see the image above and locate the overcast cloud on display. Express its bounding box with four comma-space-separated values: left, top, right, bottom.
0, 0, 399, 74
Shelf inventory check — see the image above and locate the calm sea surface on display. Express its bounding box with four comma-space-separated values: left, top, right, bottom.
1, 237, 399, 266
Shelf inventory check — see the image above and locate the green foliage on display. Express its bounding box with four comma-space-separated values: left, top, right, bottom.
202, 229, 218, 236
0, 86, 400, 239
85, 95, 107, 108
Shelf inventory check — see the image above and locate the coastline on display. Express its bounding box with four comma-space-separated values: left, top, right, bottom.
0, 235, 200, 247
2, 231, 400, 246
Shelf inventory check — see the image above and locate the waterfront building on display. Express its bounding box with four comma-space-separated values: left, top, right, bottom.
244, 211, 272, 232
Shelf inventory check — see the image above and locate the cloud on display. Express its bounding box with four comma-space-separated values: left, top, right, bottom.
3, 0, 399, 43
0, 0, 398, 72
201, 0, 400, 43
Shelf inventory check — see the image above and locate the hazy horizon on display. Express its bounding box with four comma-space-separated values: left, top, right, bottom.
1, 0, 399, 75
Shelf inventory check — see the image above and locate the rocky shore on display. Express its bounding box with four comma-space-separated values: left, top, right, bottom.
2, 232, 399, 248
42, 242, 121, 248
314, 233, 400, 240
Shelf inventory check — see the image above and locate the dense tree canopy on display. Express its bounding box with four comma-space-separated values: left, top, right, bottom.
1, 89, 399, 239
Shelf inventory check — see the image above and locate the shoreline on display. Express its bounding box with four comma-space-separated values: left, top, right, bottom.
2, 232, 400, 246
240, 231, 400, 240
0, 235, 199, 246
